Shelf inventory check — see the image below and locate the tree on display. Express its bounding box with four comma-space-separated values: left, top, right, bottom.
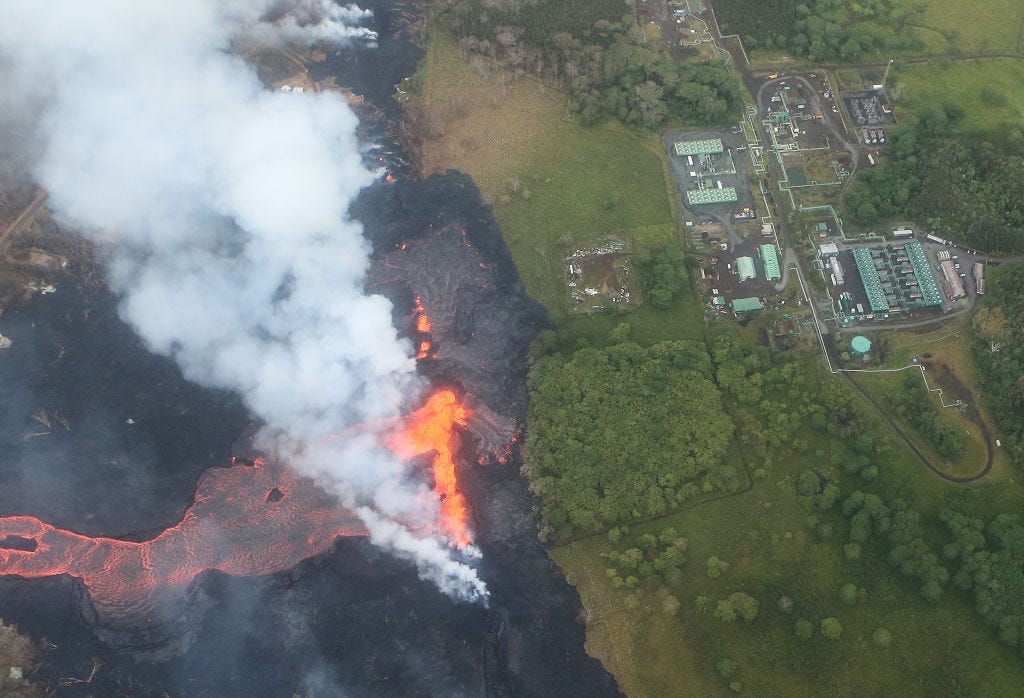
717, 658, 737, 678
872, 628, 893, 648
795, 619, 813, 639
715, 600, 737, 622
707, 556, 730, 579
727, 592, 759, 621
821, 617, 843, 640
839, 582, 859, 605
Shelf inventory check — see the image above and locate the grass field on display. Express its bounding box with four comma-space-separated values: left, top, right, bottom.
918, 0, 1024, 54
849, 370, 989, 481
414, 29, 675, 311
892, 58, 1024, 130
878, 319, 1014, 480
553, 356, 1024, 695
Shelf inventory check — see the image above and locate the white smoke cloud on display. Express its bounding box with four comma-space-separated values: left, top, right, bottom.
0, 1, 485, 600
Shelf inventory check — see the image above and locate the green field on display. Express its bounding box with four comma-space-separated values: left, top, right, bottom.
892, 58, 1024, 130
551, 353, 1024, 696
919, 0, 1024, 53
414, 29, 675, 311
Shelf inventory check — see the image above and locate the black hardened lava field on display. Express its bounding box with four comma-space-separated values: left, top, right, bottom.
0, 2, 622, 696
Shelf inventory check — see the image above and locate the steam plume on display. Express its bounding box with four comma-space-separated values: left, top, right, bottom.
0, 1, 486, 599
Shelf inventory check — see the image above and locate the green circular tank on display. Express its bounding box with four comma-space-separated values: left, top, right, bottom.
851, 336, 872, 355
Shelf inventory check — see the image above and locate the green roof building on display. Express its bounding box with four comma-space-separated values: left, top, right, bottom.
761, 244, 781, 281
674, 138, 724, 157
686, 187, 738, 205
904, 241, 943, 307
731, 297, 763, 313
852, 248, 890, 314
737, 256, 757, 281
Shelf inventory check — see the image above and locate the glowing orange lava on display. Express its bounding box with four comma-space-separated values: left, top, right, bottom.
389, 390, 471, 547
413, 296, 433, 359
0, 458, 368, 627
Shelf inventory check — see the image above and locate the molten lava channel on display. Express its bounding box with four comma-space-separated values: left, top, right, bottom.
413, 295, 434, 360
0, 388, 475, 627
388, 389, 471, 547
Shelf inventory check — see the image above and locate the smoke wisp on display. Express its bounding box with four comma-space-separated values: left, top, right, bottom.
0, 1, 486, 599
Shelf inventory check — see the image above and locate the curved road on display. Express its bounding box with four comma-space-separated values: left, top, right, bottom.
702, 0, 1006, 485
842, 373, 993, 483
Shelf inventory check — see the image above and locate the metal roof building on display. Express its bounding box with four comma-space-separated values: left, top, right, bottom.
686, 187, 738, 205
904, 242, 943, 306
737, 256, 757, 281
731, 296, 763, 313
852, 248, 890, 314
674, 138, 724, 156
761, 244, 781, 281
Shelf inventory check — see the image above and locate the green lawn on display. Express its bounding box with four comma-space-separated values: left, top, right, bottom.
919, 0, 1024, 53
415, 29, 675, 311
892, 58, 1024, 130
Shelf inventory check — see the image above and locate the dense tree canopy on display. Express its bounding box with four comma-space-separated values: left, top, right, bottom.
525, 340, 733, 536
971, 265, 1024, 463
716, 0, 925, 61
943, 510, 1024, 656
886, 372, 963, 459
847, 107, 1024, 254
443, 1, 743, 128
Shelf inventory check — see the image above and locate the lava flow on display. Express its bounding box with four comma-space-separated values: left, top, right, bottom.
413, 295, 433, 360
0, 387, 476, 633
0, 457, 369, 628
389, 389, 471, 547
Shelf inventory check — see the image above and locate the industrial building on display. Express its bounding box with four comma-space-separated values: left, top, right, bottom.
940, 260, 966, 299
686, 186, 739, 205
852, 248, 891, 314
731, 297, 763, 313
761, 244, 781, 281
904, 242, 943, 306
737, 256, 757, 281
828, 256, 845, 286
674, 138, 724, 157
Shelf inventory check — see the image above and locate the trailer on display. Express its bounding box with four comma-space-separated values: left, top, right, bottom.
926, 234, 948, 245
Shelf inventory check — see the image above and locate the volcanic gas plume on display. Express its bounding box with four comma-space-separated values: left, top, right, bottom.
0, 1, 486, 597
0, 387, 475, 631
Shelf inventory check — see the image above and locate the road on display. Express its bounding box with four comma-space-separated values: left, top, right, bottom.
842, 373, 993, 483
697, 0, 1011, 484
0, 188, 47, 252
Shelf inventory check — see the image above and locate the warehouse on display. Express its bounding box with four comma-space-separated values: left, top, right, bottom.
940, 260, 966, 299
736, 256, 757, 282
731, 296, 763, 313
761, 244, 781, 281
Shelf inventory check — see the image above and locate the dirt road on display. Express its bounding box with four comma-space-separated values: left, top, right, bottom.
0, 189, 47, 252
